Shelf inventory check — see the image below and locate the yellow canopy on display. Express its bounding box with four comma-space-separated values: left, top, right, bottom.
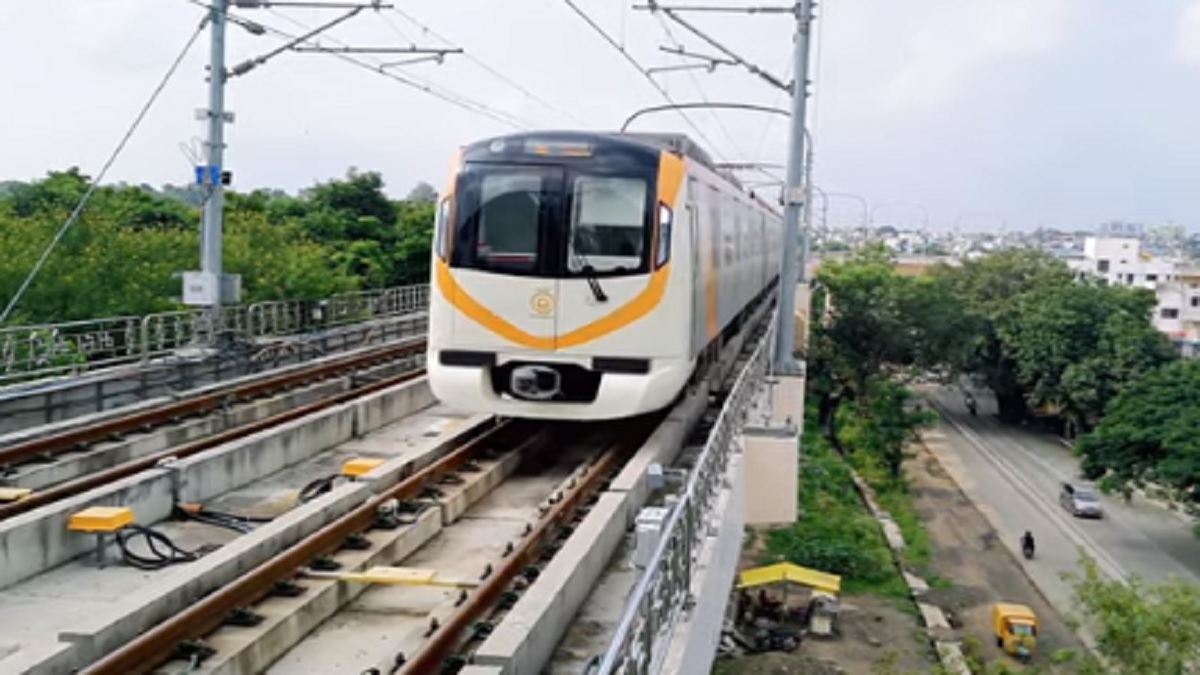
736, 563, 842, 594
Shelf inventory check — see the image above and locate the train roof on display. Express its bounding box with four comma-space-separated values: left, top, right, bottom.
460, 130, 785, 212
463, 130, 729, 177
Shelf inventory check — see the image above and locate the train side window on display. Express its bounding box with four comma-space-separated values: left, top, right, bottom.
434, 196, 452, 261
722, 196, 734, 266
708, 190, 721, 269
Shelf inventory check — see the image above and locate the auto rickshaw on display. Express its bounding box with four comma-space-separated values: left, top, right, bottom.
991, 602, 1038, 662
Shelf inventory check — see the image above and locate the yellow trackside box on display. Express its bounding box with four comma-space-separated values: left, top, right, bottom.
341, 457, 386, 478
68, 506, 134, 533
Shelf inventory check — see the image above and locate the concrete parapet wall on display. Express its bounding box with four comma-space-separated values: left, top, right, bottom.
608, 382, 710, 523
0, 470, 176, 591
473, 492, 629, 673
662, 454, 745, 675
175, 404, 357, 504
0, 314, 427, 436
353, 375, 436, 436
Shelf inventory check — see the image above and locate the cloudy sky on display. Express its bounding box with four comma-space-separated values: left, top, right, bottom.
2, 0, 1199, 232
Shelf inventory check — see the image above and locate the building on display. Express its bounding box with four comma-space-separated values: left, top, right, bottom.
1069, 236, 1200, 357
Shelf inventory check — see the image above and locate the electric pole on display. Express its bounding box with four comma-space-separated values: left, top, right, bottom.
179, 0, 453, 345
185, 0, 236, 329
635, 1, 815, 374
774, 0, 813, 373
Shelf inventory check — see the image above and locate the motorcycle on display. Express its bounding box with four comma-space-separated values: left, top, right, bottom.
1021, 534, 1035, 560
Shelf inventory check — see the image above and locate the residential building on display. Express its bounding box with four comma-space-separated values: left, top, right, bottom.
1069, 236, 1200, 357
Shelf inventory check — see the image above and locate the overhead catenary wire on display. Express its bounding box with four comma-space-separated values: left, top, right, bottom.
386, 6, 592, 128
181, 0, 531, 130
250, 4, 531, 129
560, 0, 727, 162
652, 12, 749, 164
0, 18, 208, 326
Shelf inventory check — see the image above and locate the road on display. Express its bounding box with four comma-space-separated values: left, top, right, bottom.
921, 386, 1200, 623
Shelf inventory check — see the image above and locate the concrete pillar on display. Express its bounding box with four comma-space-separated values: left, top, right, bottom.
742, 426, 799, 525
768, 375, 806, 428
794, 282, 812, 354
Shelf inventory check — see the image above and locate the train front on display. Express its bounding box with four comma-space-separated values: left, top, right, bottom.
427, 132, 690, 421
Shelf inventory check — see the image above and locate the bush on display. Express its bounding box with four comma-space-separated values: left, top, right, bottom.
764, 430, 901, 592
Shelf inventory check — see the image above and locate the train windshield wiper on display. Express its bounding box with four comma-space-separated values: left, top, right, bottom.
570, 248, 608, 303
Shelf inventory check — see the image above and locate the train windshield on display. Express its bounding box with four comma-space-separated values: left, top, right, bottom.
450, 162, 653, 278
567, 175, 646, 274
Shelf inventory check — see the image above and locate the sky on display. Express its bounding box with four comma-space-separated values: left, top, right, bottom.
1, 0, 1199, 233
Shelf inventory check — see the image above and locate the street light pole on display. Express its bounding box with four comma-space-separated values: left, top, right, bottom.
823, 191, 869, 240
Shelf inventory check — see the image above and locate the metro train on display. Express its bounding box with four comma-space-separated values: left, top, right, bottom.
426, 130, 782, 421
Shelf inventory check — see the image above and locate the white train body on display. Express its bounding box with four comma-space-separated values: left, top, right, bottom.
427, 131, 781, 421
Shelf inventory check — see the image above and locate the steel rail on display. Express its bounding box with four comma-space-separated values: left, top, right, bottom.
79, 418, 526, 675
0, 336, 426, 467
0, 366, 427, 520
399, 437, 631, 674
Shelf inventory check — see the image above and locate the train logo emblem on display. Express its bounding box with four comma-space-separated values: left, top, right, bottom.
530, 289, 555, 316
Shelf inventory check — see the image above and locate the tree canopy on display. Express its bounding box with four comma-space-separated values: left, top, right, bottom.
1077, 360, 1200, 498
0, 168, 436, 326
806, 245, 1181, 488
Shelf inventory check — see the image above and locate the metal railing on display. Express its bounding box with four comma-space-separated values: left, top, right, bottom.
591, 312, 776, 675
0, 284, 430, 387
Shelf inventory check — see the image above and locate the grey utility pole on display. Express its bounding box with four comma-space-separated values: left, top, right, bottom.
636, 1, 816, 374
773, 0, 814, 372
179, 0, 443, 338
197, 0, 234, 317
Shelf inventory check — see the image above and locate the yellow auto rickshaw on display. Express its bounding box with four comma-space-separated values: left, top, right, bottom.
991, 602, 1038, 662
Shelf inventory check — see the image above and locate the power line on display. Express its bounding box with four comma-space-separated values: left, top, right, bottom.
182, 0, 531, 129
652, 12, 748, 162
253, 5, 530, 128
560, 0, 727, 162
387, 7, 591, 127
750, 54, 793, 161
0, 18, 209, 326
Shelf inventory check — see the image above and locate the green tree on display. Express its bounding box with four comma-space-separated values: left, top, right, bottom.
1000, 280, 1175, 434
0, 170, 369, 325
1061, 555, 1200, 674
806, 245, 966, 454
1077, 359, 1200, 497
930, 249, 1076, 422
406, 181, 438, 204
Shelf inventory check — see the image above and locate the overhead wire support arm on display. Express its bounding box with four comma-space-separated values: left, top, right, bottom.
657, 44, 736, 67
233, 0, 392, 8
632, 2, 794, 12
228, 7, 364, 77
621, 101, 789, 131
290, 46, 461, 55
639, 2, 792, 92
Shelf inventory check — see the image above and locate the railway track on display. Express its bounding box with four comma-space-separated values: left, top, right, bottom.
77, 415, 658, 674
0, 337, 427, 519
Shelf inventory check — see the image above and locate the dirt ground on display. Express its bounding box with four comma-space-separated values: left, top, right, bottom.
717, 533, 934, 675
712, 589, 933, 675
907, 440, 1086, 671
